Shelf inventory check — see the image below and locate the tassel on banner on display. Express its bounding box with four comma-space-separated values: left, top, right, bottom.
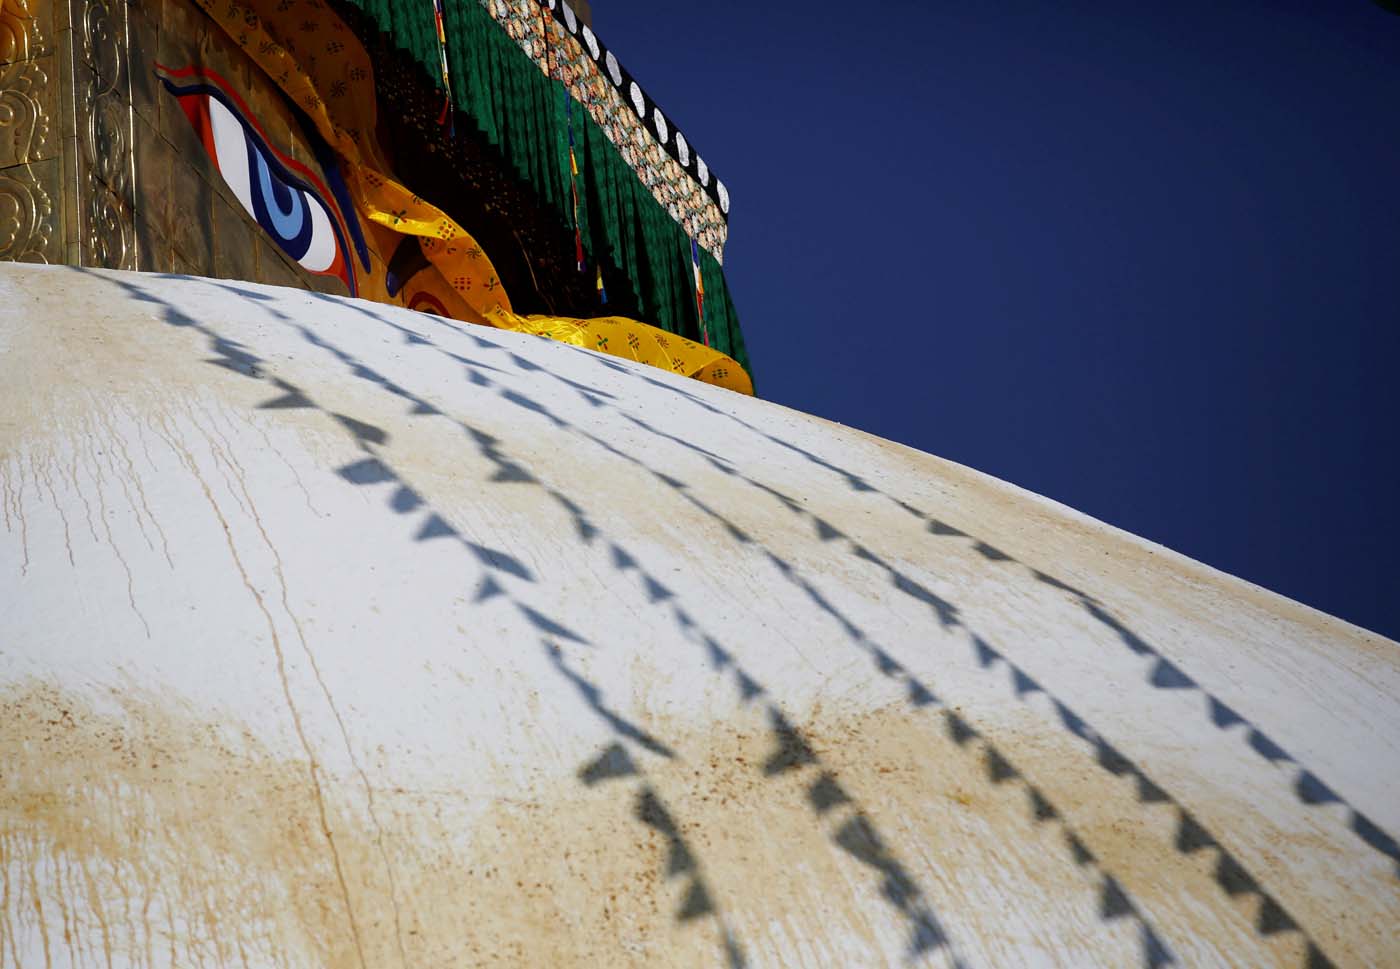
567, 94, 585, 273
691, 237, 709, 347
432, 0, 455, 136
438, 93, 453, 136
545, 5, 587, 276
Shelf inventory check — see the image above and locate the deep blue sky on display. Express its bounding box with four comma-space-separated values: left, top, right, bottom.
598, 1, 1400, 640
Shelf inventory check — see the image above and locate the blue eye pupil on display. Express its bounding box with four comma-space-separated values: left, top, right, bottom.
249, 139, 313, 257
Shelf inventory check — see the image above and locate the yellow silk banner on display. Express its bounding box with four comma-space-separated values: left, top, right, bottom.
491, 312, 749, 390
189, 0, 753, 395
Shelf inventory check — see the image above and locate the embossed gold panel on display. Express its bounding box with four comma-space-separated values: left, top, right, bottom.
0, 55, 53, 168
0, 153, 57, 261
69, 0, 136, 268
0, 0, 140, 269
1, 0, 53, 66
0, 0, 55, 265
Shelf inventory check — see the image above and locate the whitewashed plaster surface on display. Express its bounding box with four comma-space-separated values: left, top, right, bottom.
0, 263, 1397, 968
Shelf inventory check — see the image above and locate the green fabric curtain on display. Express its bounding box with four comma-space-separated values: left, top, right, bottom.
343, 0, 751, 374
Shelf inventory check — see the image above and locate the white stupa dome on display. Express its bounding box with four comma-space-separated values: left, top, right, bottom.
2, 264, 1396, 968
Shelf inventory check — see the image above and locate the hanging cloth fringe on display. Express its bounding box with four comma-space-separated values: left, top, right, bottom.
431, 0, 455, 135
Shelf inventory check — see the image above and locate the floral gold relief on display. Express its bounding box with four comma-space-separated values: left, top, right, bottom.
0, 57, 50, 167
0, 0, 47, 66
0, 159, 55, 261
72, 0, 135, 268
0, 0, 53, 265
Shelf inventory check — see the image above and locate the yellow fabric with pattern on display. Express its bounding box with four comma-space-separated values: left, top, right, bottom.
490, 313, 752, 394
189, 0, 752, 395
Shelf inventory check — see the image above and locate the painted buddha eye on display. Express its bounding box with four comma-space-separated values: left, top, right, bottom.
156, 64, 359, 295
